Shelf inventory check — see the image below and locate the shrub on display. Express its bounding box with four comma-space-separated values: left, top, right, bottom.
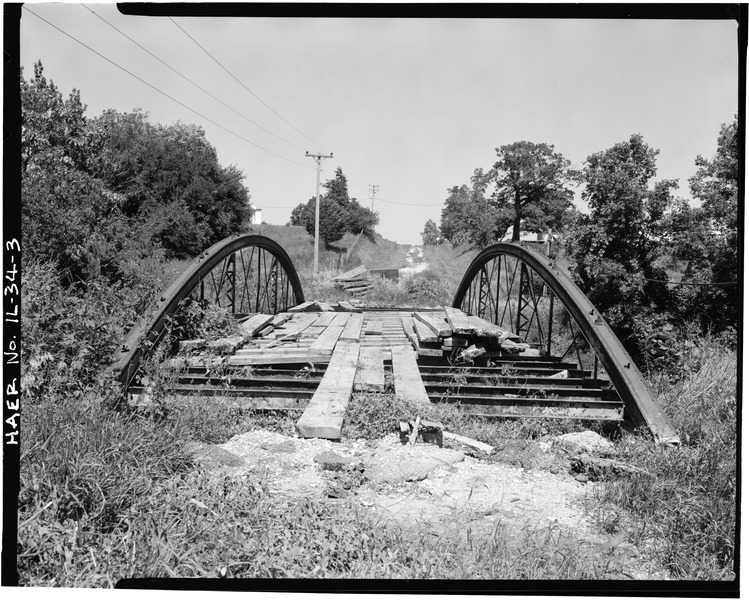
403, 268, 453, 306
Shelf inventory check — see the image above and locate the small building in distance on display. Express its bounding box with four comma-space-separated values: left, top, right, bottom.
250, 204, 263, 225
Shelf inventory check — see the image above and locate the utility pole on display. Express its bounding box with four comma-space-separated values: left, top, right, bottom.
305, 151, 334, 274
368, 184, 379, 210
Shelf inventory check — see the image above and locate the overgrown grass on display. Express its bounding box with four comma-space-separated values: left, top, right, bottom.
342, 386, 590, 449
588, 333, 737, 580
19, 461, 632, 583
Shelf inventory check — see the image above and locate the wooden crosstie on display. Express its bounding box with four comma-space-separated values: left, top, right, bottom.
128, 306, 627, 440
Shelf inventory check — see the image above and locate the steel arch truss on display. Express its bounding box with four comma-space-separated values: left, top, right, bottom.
453, 243, 678, 444
111, 234, 304, 391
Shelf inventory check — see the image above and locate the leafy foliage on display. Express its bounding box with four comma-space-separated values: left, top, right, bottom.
439, 142, 576, 249
289, 168, 379, 244
683, 115, 740, 330
489, 141, 576, 241
439, 169, 501, 248
420, 219, 442, 245
567, 134, 680, 361
22, 62, 252, 275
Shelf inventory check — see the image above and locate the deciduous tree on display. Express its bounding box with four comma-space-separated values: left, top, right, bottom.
488, 141, 576, 242
568, 134, 679, 360
440, 169, 500, 248
421, 219, 441, 245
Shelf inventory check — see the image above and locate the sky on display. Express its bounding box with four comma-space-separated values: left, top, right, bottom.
18, 4, 740, 244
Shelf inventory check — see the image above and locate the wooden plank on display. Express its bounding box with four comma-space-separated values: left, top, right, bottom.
413, 312, 452, 337
227, 353, 331, 366
296, 342, 361, 439
129, 392, 309, 412
288, 301, 315, 313
309, 325, 344, 353
234, 345, 316, 356
401, 316, 418, 350
464, 315, 519, 341
391, 345, 431, 406
443, 306, 478, 335
283, 313, 319, 334
343, 280, 374, 290
354, 347, 385, 392
336, 301, 361, 313
330, 312, 351, 327
256, 325, 274, 338
339, 313, 364, 342
365, 320, 383, 335
443, 431, 494, 454
333, 264, 367, 281
314, 312, 338, 327
302, 325, 328, 339
315, 301, 335, 312
412, 317, 440, 344
270, 313, 293, 328
239, 313, 275, 336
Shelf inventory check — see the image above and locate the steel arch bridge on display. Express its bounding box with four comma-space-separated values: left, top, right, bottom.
110, 235, 678, 445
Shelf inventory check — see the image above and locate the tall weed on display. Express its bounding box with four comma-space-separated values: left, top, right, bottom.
592, 332, 736, 579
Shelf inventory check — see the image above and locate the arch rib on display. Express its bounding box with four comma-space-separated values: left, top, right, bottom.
109, 234, 304, 390
453, 243, 679, 445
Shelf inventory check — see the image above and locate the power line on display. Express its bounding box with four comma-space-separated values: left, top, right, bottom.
169, 17, 331, 153
23, 7, 312, 169
81, 4, 307, 153
628, 274, 738, 287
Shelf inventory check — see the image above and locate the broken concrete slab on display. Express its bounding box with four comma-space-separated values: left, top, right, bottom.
553, 431, 615, 455
313, 450, 362, 471
364, 441, 465, 484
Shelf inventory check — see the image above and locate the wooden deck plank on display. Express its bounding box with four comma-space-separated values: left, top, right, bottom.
464, 315, 519, 341
288, 301, 315, 312
269, 313, 293, 328
330, 312, 352, 327
336, 301, 362, 313
239, 313, 275, 336
296, 342, 361, 439
314, 312, 339, 327
227, 352, 331, 366
412, 317, 441, 343
443, 306, 478, 335
401, 316, 418, 350
274, 313, 319, 336
413, 312, 452, 337
339, 313, 364, 342
365, 320, 383, 335
391, 345, 431, 406
309, 325, 344, 353
354, 347, 385, 392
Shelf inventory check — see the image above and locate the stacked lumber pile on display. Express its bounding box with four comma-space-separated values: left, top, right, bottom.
400, 306, 534, 359
332, 265, 375, 298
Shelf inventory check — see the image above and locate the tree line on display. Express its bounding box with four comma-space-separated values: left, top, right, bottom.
22, 61, 252, 289
423, 126, 739, 353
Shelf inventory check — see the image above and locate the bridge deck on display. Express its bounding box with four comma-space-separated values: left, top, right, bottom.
128, 306, 624, 440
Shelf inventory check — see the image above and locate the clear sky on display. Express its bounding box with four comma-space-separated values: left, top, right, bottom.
19, 4, 739, 244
